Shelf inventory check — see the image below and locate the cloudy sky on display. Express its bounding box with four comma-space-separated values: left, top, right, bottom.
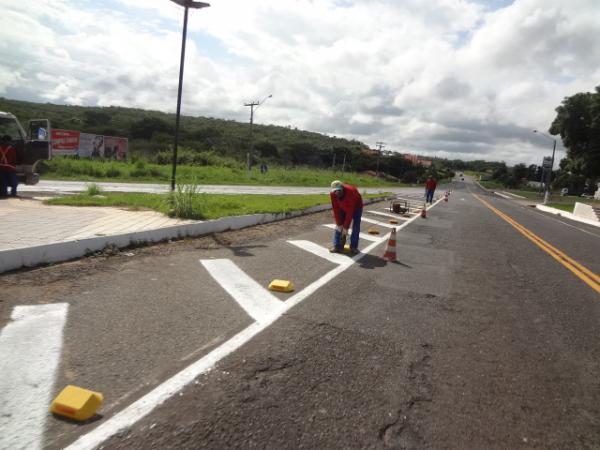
1, 0, 599, 165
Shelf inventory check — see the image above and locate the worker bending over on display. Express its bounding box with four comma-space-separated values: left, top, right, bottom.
329, 180, 363, 255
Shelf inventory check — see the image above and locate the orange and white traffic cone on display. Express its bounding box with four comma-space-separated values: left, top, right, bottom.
444, 191, 448, 202
421, 203, 427, 218
382, 228, 398, 262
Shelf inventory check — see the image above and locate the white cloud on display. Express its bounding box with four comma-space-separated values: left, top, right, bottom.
0, 0, 597, 165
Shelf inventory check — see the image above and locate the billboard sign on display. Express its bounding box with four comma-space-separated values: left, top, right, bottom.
103, 136, 128, 161
51, 129, 80, 154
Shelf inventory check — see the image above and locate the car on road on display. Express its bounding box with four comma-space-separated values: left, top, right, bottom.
580, 192, 595, 199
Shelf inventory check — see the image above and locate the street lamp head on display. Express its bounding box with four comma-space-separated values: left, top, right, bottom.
169, 0, 210, 9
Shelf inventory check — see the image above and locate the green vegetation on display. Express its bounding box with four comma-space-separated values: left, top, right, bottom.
46, 192, 387, 220
41, 157, 406, 187
85, 183, 103, 196
550, 86, 600, 194
545, 203, 574, 213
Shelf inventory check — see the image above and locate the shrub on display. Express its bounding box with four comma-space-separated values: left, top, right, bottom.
167, 181, 203, 220
85, 183, 103, 196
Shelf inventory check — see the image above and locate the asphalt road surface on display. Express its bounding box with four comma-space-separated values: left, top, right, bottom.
1, 179, 599, 449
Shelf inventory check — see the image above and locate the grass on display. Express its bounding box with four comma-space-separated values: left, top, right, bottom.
46, 192, 388, 220
85, 183, 103, 196
545, 203, 574, 213
42, 157, 406, 188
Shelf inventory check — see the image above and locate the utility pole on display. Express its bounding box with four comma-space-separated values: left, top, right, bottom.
341, 152, 347, 175
375, 141, 385, 177
331, 152, 336, 171
244, 94, 272, 174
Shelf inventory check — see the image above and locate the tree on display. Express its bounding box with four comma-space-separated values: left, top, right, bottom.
130, 116, 173, 139
83, 110, 111, 126
549, 86, 600, 180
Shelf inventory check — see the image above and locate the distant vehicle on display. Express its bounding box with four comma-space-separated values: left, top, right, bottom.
0, 111, 52, 185
580, 193, 594, 199
560, 188, 570, 196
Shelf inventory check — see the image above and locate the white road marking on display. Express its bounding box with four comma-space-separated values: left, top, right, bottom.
362, 217, 400, 228
500, 191, 526, 199
494, 191, 511, 199
201, 259, 285, 323
367, 210, 410, 220
65, 201, 432, 450
287, 240, 350, 264
322, 224, 380, 242
0, 303, 69, 450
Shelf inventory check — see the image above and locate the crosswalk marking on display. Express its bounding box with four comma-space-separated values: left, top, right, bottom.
287, 240, 351, 264
322, 224, 380, 242
362, 217, 400, 229
0, 303, 69, 450
201, 259, 285, 324
366, 210, 410, 220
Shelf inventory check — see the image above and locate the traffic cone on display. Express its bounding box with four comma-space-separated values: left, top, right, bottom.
421, 203, 427, 218
382, 228, 398, 262
444, 191, 448, 202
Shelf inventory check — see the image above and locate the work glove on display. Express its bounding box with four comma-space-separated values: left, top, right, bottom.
341, 227, 348, 237
336, 225, 343, 233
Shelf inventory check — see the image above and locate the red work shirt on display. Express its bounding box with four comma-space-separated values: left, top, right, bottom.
330, 184, 363, 228
425, 178, 437, 190
0, 144, 16, 171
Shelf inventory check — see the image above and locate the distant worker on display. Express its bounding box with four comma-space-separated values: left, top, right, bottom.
425, 175, 437, 204
0, 135, 17, 197
329, 180, 363, 255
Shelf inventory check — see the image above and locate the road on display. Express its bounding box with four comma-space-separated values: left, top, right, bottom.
20, 180, 423, 196
1, 179, 599, 449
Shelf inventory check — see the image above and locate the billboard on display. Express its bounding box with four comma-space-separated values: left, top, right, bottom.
51, 129, 80, 155
103, 136, 128, 161
55, 131, 128, 160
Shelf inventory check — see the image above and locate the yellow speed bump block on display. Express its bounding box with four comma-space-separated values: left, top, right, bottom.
344, 244, 351, 252
367, 227, 380, 235
389, 219, 399, 224
268, 279, 294, 293
51, 385, 103, 421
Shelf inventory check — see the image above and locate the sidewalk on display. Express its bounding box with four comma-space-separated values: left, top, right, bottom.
0, 197, 194, 251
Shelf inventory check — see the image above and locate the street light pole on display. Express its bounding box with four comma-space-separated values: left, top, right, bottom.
533, 130, 557, 205
244, 94, 272, 172
169, 0, 210, 191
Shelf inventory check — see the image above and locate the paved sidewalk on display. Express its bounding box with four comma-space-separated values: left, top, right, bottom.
0, 197, 194, 251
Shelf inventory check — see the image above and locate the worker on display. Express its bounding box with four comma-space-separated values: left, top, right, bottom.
425, 174, 437, 204
0, 135, 17, 197
329, 180, 363, 255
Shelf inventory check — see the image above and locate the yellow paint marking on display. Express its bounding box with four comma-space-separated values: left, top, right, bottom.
473, 194, 600, 295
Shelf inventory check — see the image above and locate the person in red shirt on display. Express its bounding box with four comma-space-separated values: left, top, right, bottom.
425, 175, 437, 204
329, 180, 363, 255
0, 135, 18, 197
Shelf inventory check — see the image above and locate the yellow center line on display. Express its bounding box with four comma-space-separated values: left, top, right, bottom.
473, 194, 600, 295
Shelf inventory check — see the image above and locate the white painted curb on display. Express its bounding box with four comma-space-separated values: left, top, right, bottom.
536, 204, 600, 228
0, 198, 387, 273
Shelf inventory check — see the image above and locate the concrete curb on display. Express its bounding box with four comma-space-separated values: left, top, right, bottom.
536, 204, 600, 228
0, 197, 387, 273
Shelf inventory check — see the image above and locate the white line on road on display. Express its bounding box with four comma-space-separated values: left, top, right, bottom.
362, 217, 401, 228
287, 240, 350, 264
0, 303, 69, 450
201, 259, 285, 323
366, 210, 410, 220
322, 224, 380, 241
494, 191, 512, 199
65, 198, 439, 450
